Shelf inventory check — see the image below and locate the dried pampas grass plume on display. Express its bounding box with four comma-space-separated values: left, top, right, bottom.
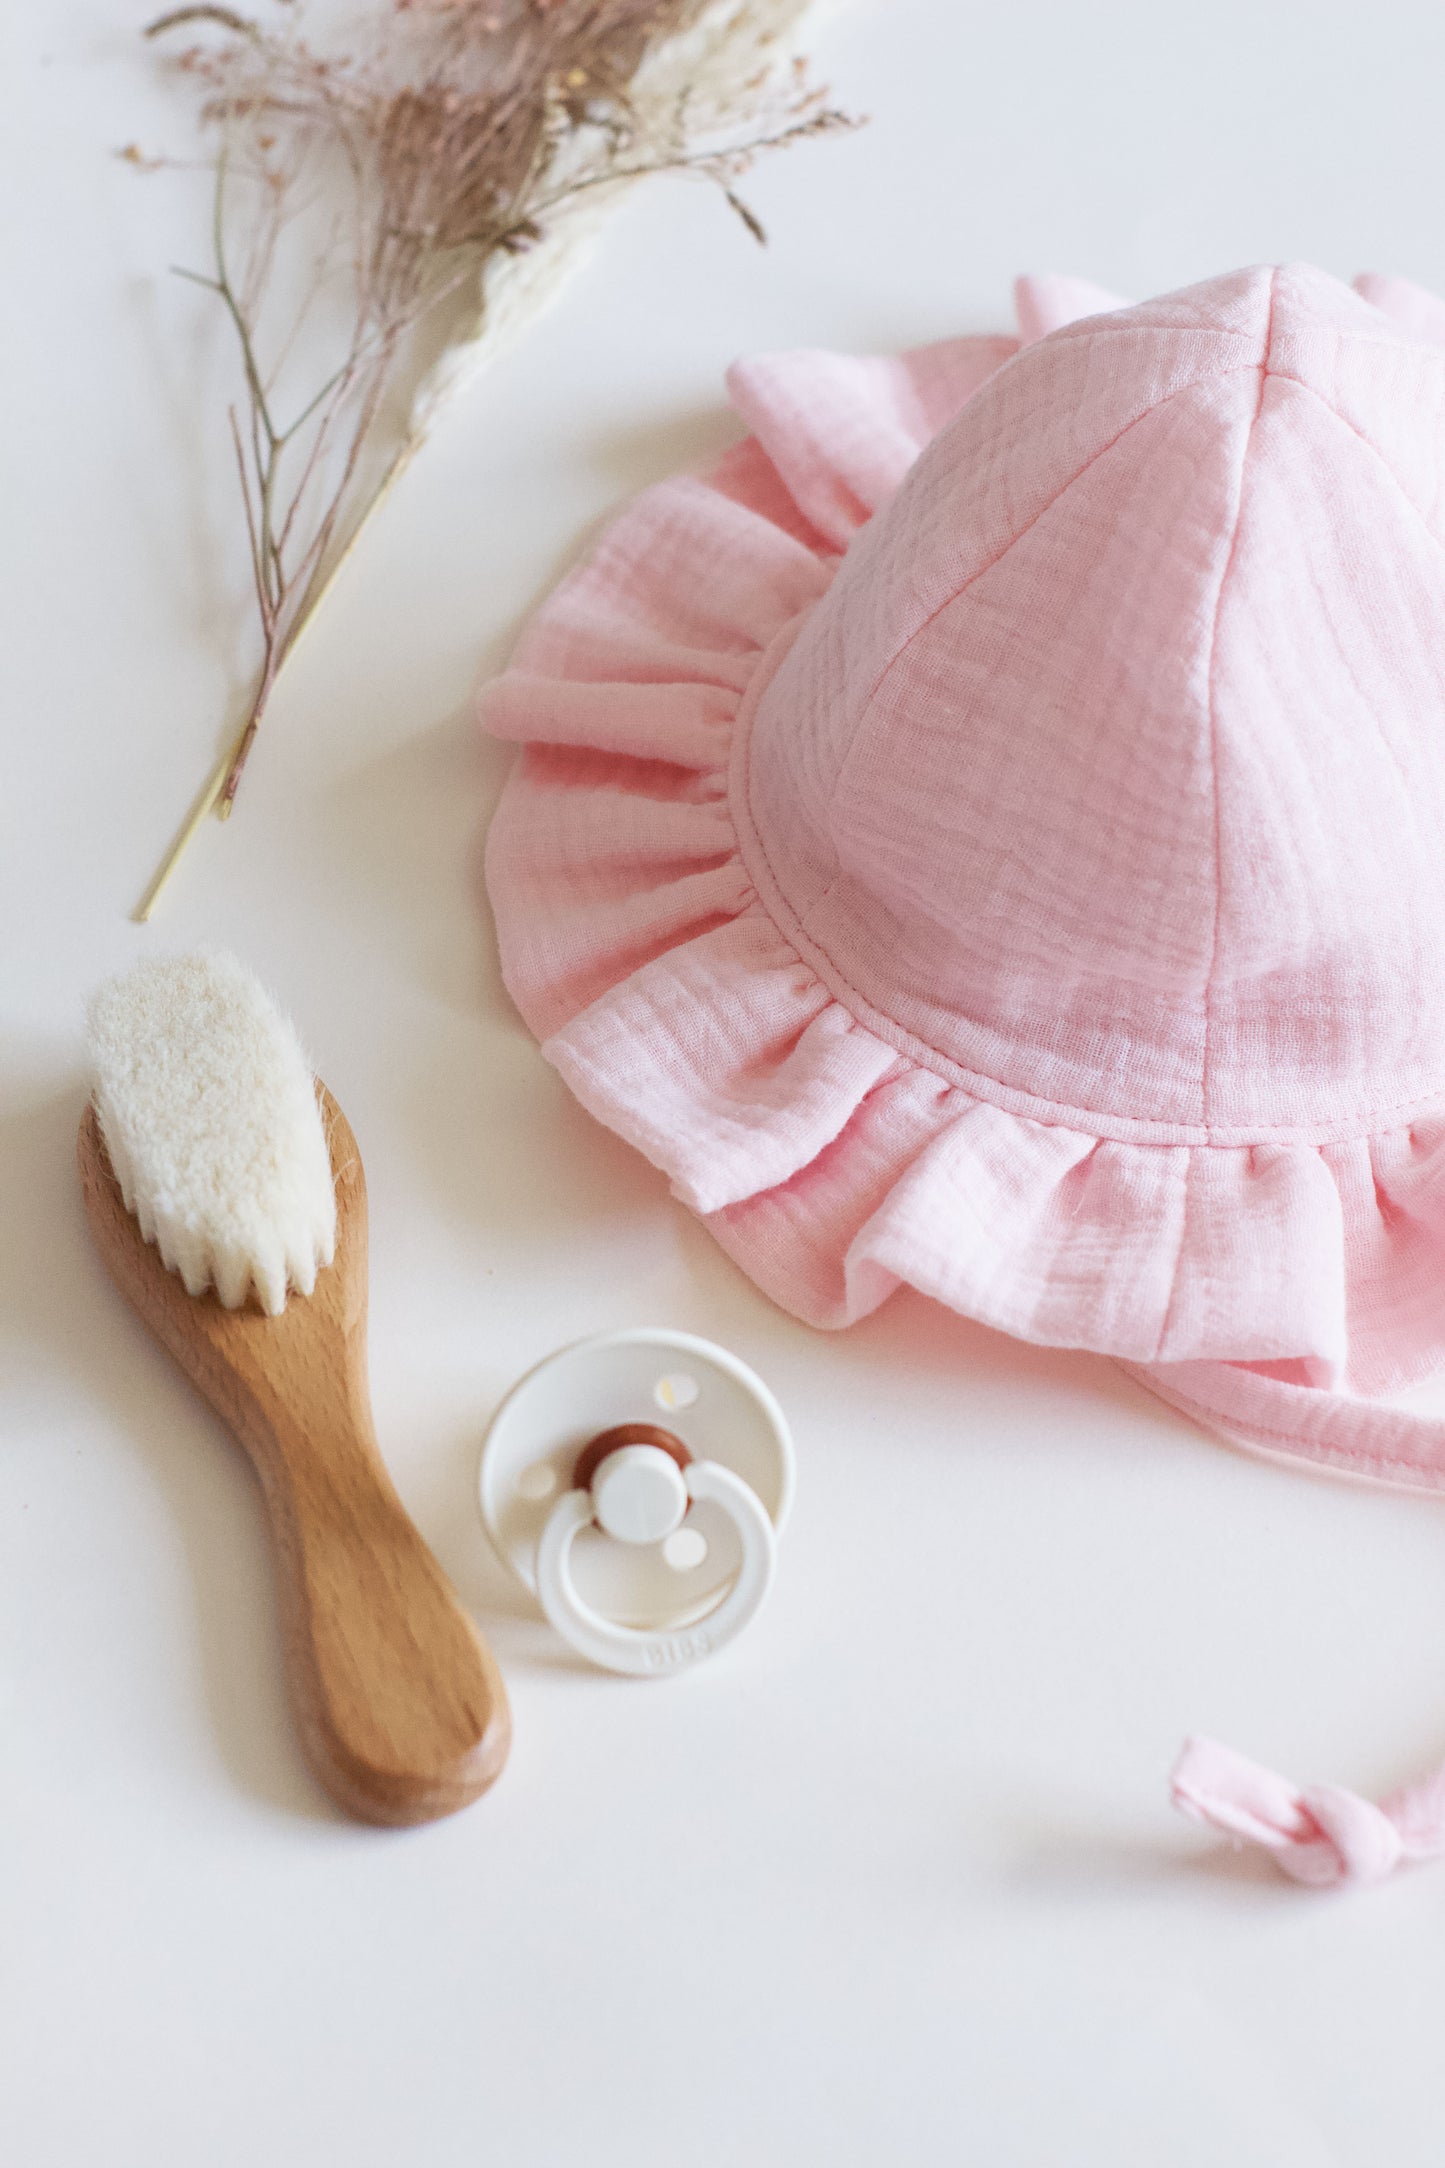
132, 0, 856, 917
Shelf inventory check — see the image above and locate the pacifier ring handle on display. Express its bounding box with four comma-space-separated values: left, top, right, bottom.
535, 1458, 777, 1678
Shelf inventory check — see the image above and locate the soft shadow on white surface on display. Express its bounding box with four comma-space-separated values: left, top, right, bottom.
321, 709, 496, 1018
1008, 1824, 1292, 1900
589, 400, 744, 493
115, 272, 249, 695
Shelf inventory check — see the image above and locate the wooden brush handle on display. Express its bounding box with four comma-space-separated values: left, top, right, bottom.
79, 1097, 510, 1826
241, 1370, 508, 1825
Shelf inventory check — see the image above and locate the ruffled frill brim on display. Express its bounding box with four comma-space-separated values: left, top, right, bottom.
482, 302, 1445, 1396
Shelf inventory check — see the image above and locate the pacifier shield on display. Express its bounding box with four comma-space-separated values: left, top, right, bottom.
478, 1330, 793, 1651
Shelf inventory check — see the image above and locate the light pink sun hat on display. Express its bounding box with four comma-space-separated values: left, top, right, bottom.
484, 262, 1445, 1888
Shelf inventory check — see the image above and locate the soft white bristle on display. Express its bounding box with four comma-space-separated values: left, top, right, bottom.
88, 951, 337, 1316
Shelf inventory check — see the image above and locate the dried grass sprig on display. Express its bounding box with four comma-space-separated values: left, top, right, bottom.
131, 0, 854, 918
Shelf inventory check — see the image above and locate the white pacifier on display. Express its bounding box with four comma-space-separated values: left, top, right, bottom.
478, 1330, 793, 1676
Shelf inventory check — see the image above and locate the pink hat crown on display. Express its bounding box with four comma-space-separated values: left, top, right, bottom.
484, 260, 1445, 1390
743, 262, 1445, 1142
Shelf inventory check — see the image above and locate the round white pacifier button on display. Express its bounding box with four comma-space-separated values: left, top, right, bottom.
591, 1445, 689, 1545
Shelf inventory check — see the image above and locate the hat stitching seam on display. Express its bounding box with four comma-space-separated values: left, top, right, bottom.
1155, 275, 1278, 1356
733, 713, 1445, 1146
1270, 380, 1445, 961
850, 365, 1263, 725
1275, 369, 1445, 560
1206, 275, 1277, 1138
792, 369, 1265, 1139
732, 340, 1445, 1146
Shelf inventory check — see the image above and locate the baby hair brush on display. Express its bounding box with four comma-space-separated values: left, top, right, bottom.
80, 951, 510, 1824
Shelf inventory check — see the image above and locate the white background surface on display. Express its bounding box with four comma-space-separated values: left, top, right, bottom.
8, 3, 1445, 2162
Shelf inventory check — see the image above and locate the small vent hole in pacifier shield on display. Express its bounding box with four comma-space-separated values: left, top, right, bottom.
654, 1372, 699, 1412
516, 1461, 558, 1502
663, 1527, 708, 1572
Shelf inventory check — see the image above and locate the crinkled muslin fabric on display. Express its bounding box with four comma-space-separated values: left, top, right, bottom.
483, 264, 1445, 1889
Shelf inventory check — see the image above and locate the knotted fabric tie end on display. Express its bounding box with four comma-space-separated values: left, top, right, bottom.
1168, 1735, 1429, 1889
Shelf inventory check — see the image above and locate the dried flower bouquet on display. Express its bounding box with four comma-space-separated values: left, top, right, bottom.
133, 0, 852, 916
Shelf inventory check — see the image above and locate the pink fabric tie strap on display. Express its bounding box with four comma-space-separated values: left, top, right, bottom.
1169, 1736, 1445, 1889
1139, 1360, 1445, 1886
1130, 1360, 1445, 1497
